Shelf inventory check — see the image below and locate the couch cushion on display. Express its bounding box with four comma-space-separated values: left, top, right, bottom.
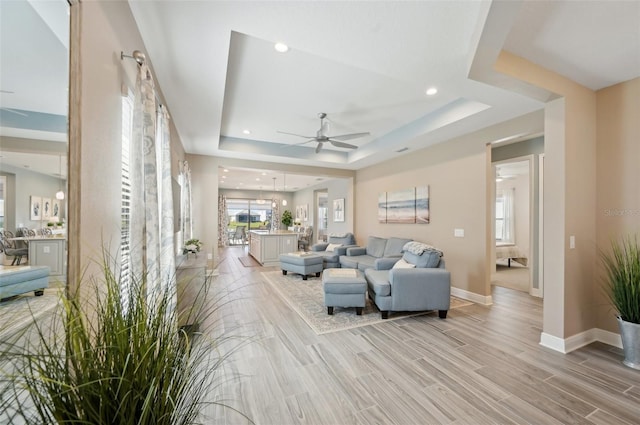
392, 258, 415, 269
366, 236, 387, 258
326, 243, 342, 252
328, 233, 356, 246
402, 250, 441, 268
316, 251, 340, 263
356, 255, 377, 271
384, 237, 412, 257
364, 269, 391, 297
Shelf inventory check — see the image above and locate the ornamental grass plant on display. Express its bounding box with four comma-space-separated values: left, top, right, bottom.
602, 235, 640, 324
0, 251, 249, 424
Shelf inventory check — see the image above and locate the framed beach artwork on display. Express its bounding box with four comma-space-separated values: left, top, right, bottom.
30, 196, 42, 221
416, 186, 430, 224
333, 198, 345, 222
386, 188, 416, 224
42, 197, 52, 220
378, 192, 387, 223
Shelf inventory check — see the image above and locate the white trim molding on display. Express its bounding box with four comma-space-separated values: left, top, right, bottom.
451, 287, 493, 306
540, 328, 622, 354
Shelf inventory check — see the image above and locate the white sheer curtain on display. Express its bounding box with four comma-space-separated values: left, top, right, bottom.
158, 106, 175, 290
181, 161, 193, 241
502, 188, 515, 243
130, 63, 175, 300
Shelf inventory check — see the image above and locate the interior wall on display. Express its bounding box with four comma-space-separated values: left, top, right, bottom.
292, 177, 354, 236
354, 111, 543, 300
595, 77, 640, 333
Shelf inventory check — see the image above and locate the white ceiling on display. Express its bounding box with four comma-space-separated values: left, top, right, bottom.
1, 1, 639, 189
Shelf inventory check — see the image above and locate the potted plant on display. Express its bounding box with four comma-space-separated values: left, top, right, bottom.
281, 210, 293, 228
183, 238, 203, 256
0, 250, 247, 423
602, 235, 640, 369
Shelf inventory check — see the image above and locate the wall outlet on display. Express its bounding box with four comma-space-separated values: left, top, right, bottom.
43, 246, 50, 253
570, 235, 575, 249
454, 228, 465, 238
207, 253, 213, 260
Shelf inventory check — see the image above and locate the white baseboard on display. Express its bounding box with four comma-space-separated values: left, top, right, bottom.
451, 287, 493, 305
540, 328, 622, 354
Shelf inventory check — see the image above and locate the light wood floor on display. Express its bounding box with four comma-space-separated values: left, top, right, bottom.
204, 246, 640, 424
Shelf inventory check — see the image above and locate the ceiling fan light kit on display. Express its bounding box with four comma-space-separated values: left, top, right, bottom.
277, 112, 370, 153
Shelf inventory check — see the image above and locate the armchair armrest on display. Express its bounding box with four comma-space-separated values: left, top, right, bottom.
389, 268, 451, 309
334, 244, 357, 256
346, 246, 366, 256
311, 242, 329, 252
374, 257, 399, 270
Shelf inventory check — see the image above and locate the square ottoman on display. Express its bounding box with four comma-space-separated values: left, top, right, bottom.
322, 268, 367, 315
0, 266, 50, 300
280, 252, 323, 280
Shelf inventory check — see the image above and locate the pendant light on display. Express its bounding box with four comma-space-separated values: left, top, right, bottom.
281, 172, 288, 206
256, 186, 265, 205
55, 155, 65, 200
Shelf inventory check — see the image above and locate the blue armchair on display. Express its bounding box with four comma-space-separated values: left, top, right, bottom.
310, 233, 357, 268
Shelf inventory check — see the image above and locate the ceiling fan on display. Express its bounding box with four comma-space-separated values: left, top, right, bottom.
277, 112, 369, 153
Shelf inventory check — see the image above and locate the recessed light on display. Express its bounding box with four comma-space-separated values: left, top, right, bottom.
242, 129, 251, 135
274, 42, 289, 53
426, 87, 438, 96
255, 178, 260, 181
223, 168, 229, 172
261, 172, 267, 176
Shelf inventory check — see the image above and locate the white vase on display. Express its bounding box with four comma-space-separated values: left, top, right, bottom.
617, 316, 640, 370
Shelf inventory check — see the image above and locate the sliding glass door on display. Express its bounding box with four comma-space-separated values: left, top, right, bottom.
226, 198, 273, 245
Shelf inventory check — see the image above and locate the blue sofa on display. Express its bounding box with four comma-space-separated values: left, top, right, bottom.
364, 242, 450, 319
339, 236, 412, 271
310, 233, 357, 268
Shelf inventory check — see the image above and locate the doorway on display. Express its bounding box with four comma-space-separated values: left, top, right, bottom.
492, 158, 535, 294
314, 190, 328, 244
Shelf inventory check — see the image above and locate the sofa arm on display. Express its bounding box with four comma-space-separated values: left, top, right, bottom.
311, 242, 329, 252
346, 246, 366, 256
374, 257, 399, 270
334, 244, 358, 256
389, 268, 451, 309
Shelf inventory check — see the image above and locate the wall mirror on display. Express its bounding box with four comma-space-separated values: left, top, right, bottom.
0, 0, 69, 280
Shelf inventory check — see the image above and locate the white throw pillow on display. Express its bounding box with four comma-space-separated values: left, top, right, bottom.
326, 243, 343, 252
392, 258, 416, 269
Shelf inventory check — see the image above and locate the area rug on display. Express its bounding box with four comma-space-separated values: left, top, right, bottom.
238, 256, 261, 267
0, 287, 63, 340
261, 271, 473, 335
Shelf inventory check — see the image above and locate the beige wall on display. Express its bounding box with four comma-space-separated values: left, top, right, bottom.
70, 1, 185, 291
354, 111, 544, 299
595, 77, 640, 332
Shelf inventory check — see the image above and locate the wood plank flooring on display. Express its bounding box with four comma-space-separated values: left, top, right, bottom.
202, 246, 640, 424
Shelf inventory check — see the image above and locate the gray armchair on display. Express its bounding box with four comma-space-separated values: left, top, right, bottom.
364, 244, 450, 319
297, 226, 313, 251
310, 233, 357, 268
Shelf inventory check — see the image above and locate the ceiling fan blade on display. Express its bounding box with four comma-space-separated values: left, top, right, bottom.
0, 107, 28, 117
315, 143, 323, 153
329, 140, 358, 149
329, 132, 370, 141
277, 130, 315, 139
280, 138, 317, 148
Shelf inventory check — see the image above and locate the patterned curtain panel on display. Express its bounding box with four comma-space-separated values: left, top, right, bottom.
130, 63, 158, 284
158, 106, 176, 294
181, 161, 193, 241
130, 64, 176, 304
218, 194, 229, 247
